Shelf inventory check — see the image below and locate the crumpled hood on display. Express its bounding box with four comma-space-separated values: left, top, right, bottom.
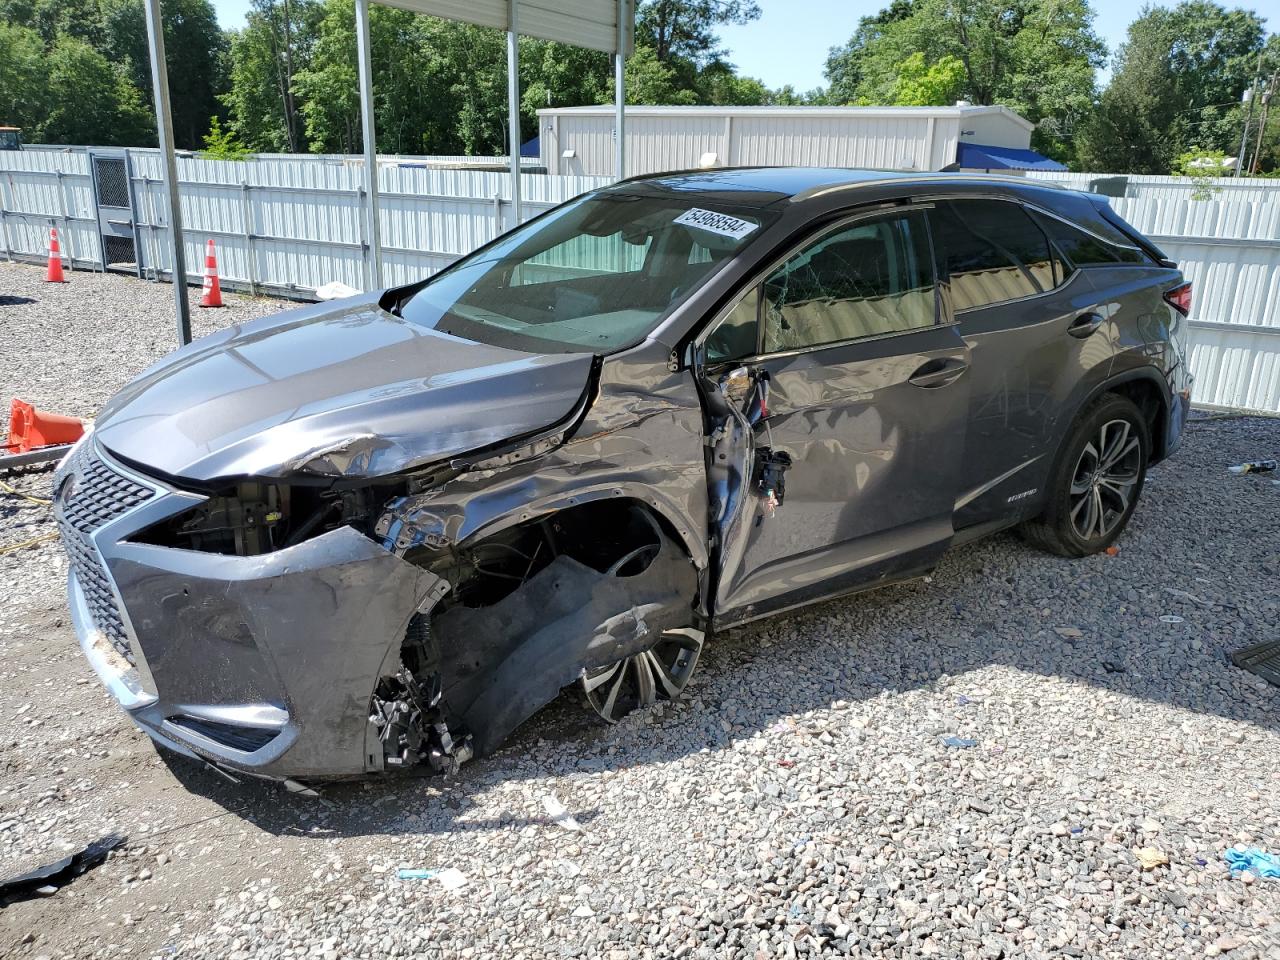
94, 294, 595, 483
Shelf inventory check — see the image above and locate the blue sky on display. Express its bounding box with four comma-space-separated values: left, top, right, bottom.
208, 0, 1273, 91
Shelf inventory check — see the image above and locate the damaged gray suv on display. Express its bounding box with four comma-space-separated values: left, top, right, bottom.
55, 168, 1193, 783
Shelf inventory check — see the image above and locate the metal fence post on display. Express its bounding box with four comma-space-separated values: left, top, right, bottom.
0, 175, 12, 262
493, 193, 503, 237
357, 183, 371, 287
240, 181, 258, 295
54, 168, 76, 271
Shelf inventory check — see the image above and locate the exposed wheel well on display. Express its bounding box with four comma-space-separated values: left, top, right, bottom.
409, 498, 699, 613
1104, 377, 1168, 463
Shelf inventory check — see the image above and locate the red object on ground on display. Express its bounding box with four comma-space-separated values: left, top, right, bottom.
199, 238, 224, 308
3, 398, 84, 454
45, 228, 66, 283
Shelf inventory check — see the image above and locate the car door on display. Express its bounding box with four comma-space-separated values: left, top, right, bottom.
696, 207, 972, 626
928, 198, 1111, 528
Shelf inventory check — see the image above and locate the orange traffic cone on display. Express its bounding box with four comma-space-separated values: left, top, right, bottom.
4, 398, 84, 454
45, 228, 66, 283
199, 238, 223, 308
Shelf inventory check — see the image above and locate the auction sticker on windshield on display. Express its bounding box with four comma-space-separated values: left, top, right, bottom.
674, 208, 759, 241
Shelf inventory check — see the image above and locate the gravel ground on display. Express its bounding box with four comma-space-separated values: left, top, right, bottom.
1, 260, 1279, 960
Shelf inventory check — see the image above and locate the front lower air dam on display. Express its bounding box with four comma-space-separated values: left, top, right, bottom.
54, 437, 440, 779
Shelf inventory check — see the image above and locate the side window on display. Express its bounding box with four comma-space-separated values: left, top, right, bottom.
1032, 211, 1145, 267
760, 213, 936, 354
705, 288, 759, 364
931, 200, 1054, 311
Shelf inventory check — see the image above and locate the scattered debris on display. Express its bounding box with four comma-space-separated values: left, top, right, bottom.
1104, 545, 1120, 556
1158, 615, 1185, 624
941, 736, 978, 749
395, 867, 469, 890
1225, 847, 1280, 879
1102, 661, 1126, 674
315, 281, 362, 301
0, 834, 125, 901
1136, 847, 1169, 870
1163, 587, 1215, 608
542, 794, 583, 833
1226, 459, 1276, 475
1054, 626, 1084, 639
776, 758, 796, 768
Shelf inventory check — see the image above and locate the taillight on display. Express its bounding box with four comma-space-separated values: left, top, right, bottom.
1164, 282, 1192, 316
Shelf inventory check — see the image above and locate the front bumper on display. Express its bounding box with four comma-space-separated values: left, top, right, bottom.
56, 439, 436, 779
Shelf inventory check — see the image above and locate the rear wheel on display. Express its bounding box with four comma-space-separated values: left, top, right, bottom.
1021, 394, 1149, 557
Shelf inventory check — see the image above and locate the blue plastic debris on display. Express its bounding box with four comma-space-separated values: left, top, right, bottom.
1225, 848, 1280, 879
941, 736, 978, 749
397, 869, 437, 880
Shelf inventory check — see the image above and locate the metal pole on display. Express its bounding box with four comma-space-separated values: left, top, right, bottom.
355, 0, 382, 289
1235, 54, 1262, 178
143, 0, 191, 345
1249, 77, 1275, 175
507, 3, 522, 225
615, 0, 626, 181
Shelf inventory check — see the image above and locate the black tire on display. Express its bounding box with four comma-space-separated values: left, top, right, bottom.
1020, 394, 1150, 558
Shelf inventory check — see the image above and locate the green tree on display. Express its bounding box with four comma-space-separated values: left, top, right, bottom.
824, 0, 917, 106
100, 0, 228, 149
0, 0, 107, 48
1078, 2, 1270, 173
224, 0, 323, 153
0, 22, 48, 131
38, 34, 154, 144
892, 52, 966, 106
823, 0, 1106, 162
638, 0, 761, 66
201, 115, 250, 159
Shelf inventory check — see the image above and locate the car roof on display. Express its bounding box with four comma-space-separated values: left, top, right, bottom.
604, 166, 1059, 209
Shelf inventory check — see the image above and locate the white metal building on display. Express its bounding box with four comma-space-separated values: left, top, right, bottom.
536, 104, 1062, 178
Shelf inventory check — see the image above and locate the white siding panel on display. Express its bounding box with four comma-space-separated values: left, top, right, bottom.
732, 115, 932, 170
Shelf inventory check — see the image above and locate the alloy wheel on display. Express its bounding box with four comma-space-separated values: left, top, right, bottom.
1068, 418, 1142, 541
581, 627, 704, 723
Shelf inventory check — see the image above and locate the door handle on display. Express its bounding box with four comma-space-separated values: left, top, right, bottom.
908, 357, 968, 389
1068, 312, 1105, 339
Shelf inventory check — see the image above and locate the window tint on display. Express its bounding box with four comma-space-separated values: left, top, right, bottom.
1032, 210, 1145, 267
760, 213, 935, 354
705, 288, 759, 364
931, 200, 1054, 311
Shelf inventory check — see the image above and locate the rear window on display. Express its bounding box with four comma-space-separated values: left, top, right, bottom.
1032, 210, 1147, 267
930, 200, 1055, 311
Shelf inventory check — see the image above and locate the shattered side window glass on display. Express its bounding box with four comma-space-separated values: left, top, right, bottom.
761, 213, 936, 354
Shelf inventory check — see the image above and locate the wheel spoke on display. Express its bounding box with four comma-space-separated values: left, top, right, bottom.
643, 648, 684, 698
1098, 479, 1130, 512
582, 629, 704, 724
1102, 436, 1139, 471
600, 662, 629, 719
1091, 486, 1106, 537
582, 660, 623, 693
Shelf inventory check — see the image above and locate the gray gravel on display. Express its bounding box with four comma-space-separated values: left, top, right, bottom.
2, 261, 1279, 959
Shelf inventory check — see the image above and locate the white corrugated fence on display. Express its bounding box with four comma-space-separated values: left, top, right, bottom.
1, 152, 1277, 413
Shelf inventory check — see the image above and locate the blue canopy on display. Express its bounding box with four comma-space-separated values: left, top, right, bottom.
520, 135, 541, 158
955, 141, 1067, 172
